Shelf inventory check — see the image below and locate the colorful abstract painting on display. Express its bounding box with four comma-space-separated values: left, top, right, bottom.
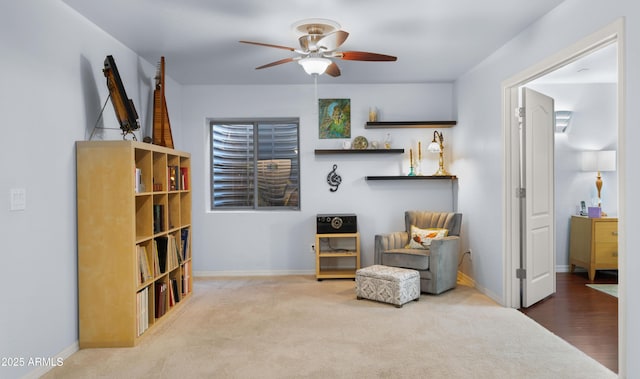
319, 98, 351, 139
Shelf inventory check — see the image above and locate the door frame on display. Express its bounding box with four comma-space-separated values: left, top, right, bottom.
501, 18, 626, 370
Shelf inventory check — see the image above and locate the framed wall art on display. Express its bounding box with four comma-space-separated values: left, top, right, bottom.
319, 98, 351, 139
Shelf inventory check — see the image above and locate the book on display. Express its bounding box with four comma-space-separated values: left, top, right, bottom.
171, 234, 182, 266
171, 278, 180, 304
168, 279, 175, 307
137, 287, 149, 336
181, 228, 190, 260
152, 240, 160, 277
137, 245, 153, 284
182, 262, 190, 295
155, 237, 168, 273
180, 167, 189, 190
167, 235, 176, 271
136, 289, 141, 335
135, 168, 142, 193
153, 204, 164, 234
143, 288, 148, 332
155, 281, 167, 318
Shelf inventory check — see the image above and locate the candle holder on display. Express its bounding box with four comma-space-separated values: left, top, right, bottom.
417, 141, 423, 175
408, 148, 415, 176
384, 133, 392, 149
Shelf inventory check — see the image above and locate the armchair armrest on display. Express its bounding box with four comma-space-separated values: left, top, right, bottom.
427, 236, 460, 294
374, 232, 409, 264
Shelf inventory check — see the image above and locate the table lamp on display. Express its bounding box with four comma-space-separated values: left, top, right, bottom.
581, 150, 616, 209
427, 130, 450, 176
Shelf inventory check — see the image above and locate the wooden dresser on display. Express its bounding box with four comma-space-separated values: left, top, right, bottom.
569, 215, 618, 281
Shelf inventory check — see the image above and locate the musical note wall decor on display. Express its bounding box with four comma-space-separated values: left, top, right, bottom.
326, 164, 342, 192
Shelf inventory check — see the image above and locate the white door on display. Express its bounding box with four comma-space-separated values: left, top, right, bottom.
521, 87, 556, 307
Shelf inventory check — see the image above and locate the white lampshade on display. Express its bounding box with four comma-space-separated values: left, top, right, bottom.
298, 57, 331, 75
582, 150, 616, 172
427, 141, 441, 153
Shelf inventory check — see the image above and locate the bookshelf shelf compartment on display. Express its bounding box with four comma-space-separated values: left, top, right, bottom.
77, 140, 192, 348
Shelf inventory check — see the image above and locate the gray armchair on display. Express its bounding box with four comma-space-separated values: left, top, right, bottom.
374, 211, 462, 295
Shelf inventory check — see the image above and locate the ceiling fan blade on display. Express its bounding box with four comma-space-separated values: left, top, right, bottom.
239, 40, 296, 52
325, 62, 341, 77
337, 51, 397, 61
317, 31, 349, 51
255, 57, 295, 70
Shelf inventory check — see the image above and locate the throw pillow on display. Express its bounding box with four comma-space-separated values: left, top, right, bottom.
406, 226, 448, 249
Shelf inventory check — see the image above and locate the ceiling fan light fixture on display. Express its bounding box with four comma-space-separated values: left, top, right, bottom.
298, 57, 331, 75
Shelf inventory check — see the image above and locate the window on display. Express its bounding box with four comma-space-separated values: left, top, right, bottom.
210, 119, 300, 210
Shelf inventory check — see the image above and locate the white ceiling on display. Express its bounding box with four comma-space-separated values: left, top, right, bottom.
530, 42, 618, 85
62, 0, 567, 85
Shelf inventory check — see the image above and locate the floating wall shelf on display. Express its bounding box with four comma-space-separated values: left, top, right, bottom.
365, 175, 457, 181
314, 149, 404, 155
365, 121, 457, 129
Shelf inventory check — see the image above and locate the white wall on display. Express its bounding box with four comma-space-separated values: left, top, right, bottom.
455, 0, 640, 375
528, 83, 618, 269
181, 83, 457, 274
0, 2, 180, 378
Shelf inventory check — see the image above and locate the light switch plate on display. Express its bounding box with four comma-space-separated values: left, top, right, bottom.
10, 188, 26, 211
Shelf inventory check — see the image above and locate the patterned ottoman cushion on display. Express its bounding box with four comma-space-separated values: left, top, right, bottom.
355, 265, 420, 307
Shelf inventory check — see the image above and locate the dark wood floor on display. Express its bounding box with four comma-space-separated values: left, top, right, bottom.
520, 271, 618, 373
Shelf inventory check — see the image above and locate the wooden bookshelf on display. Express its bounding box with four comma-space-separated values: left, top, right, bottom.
77, 140, 192, 347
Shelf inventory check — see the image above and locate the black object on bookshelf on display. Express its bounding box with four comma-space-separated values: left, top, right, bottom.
153, 204, 164, 233
181, 228, 190, 260
155, 236, 168, 273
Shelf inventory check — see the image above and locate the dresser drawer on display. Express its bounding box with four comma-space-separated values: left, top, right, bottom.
594, 222, 618, 243
595, 243, 618, 265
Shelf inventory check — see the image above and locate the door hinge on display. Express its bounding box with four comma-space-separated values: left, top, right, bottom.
516, 188, 526, 198
516, 268, 526, 279
515, 107, 525, 118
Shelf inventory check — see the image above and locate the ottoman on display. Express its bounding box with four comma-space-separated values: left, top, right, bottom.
355, 265, 420, 308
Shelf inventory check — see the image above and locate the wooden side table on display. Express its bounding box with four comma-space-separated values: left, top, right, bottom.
315, 232, 360, 280
569, 215, 618, 281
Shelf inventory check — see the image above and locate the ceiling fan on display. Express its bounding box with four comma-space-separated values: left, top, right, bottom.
240, 18, 397, 77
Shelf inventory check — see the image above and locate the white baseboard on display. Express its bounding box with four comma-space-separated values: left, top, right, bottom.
557, 265, 587, 273
21, 341, 79, 379
457, 270, 475, 287
194, 270, 315, 277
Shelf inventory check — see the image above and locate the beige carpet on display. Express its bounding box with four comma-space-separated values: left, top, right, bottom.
42, 276, 615, 379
